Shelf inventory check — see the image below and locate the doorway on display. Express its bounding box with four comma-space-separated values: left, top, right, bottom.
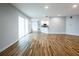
32, 21, 39, 32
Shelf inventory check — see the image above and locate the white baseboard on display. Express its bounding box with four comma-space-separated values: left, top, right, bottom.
0, 40, 18, 52
65, 33, 79, 36
47, 32, 79, 36
48, 32, 66, 34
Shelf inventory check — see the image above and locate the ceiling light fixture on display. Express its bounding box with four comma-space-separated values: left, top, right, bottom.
45, 6, 48, 9
73, 4, 77, 8
57, 14, 61, 16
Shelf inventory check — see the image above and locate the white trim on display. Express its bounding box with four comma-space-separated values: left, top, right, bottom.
48, 32, 66, 34
0, 40, 18, 52
66, 33, 79, 36
48, 32, 79, 36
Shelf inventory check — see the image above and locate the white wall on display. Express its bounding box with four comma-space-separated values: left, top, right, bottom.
28, 20, 32, 33
48, 16, 79, 35
49, 17, 66, 34
0, 4, 30, 52
66, 16, 79, 36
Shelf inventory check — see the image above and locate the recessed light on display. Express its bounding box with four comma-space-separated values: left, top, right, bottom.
57, 14, 61, 16
73, 4, 77, 8
45, 6, 48, 9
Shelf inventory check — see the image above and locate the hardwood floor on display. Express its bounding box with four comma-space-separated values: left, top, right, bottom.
0, 33, 79, 56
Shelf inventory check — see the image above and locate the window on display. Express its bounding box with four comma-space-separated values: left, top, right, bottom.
18, 16, 29, 38
24, 18, 29, 35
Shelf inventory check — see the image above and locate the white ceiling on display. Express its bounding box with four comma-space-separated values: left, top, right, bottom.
12, 3, 79, 18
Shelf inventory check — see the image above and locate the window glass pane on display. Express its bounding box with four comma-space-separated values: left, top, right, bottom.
18, 16, 25, 38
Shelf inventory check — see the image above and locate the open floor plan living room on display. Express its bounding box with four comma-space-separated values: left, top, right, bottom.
0, 3, 79, 56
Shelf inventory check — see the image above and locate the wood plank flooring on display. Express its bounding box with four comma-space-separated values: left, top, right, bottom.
0, 33, 79, 56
